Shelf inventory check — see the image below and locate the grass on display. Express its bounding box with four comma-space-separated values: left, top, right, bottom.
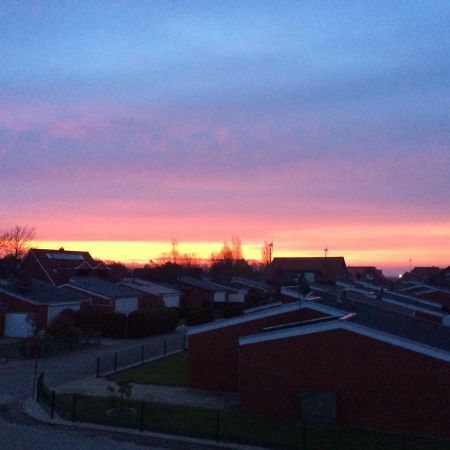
108, 352, 187, 387
56, 394, 450, 450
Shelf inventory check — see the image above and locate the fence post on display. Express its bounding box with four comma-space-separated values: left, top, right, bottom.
164, 339, 167, 357
302, 423, 306, 450
140, 401, 144, 432
114, 352, 118, 372
96, 356, 100, 378
72, 393, 78, 422
36, 372, 44, 403
141, 345, 144, 364
216, 410, 220, 442
50, 391, 56, 419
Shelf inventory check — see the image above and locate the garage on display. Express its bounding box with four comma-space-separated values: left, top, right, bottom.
4, 312, 35, 338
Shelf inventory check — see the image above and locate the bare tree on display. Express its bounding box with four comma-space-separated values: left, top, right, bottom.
211, 236, 243, 262
261, 240, 273, 265
0, 225, 35, 258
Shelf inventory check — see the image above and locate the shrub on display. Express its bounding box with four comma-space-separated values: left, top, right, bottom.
222, 304, 244, 318
47, 309, 81, 338
185, 308, 214, 326
127, 308, 179, 338
75, 310, 126, 338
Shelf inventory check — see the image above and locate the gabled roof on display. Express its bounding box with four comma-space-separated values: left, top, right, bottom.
65, 277, 139, 300
188, 301, 345, 336
282, 285, 450, 354
239, 316, 450, 363
120, 278, 181, 296
403, 267, 442, 282
19, 248, 100, 285
266, 257, 348, 282
178, 276, 229, 292
0, 279, 85, 305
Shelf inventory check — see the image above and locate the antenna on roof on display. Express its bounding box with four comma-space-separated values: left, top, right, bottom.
269, 241, 273, 263
324, 244, 328, 258
409, 258, 412, 272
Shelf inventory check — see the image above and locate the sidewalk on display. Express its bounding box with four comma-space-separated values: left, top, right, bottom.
56, 375, 239, 410
22, 397, 269, 450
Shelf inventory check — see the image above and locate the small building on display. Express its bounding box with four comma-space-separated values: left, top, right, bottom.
238, 310, 450, 439
187, 301, 343, 392
348, 266, 390, 285
0, 279, 86, 333
63, 277, 140, 315
231, 277, 272, 303
15, 248, 108, 286
178, 276, 229, 309
402, 267, 442, 284
265, 257, 348, 285
119, 278, 182, 308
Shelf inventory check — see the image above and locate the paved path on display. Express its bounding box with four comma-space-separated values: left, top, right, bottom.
0, 330, 224, 450
58, 375, 239, 409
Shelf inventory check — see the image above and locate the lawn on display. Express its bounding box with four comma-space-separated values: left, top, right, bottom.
108, 352, 187, 386
56, 394, 450, 450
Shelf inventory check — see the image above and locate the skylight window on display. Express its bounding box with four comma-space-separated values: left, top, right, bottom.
46, 253, 85, 261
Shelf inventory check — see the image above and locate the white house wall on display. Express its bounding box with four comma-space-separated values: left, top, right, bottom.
115, 296, 138, 314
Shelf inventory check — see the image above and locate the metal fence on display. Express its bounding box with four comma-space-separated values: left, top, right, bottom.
96, 332, 186, 377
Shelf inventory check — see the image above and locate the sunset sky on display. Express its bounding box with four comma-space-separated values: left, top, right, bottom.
1, 1, 449, 274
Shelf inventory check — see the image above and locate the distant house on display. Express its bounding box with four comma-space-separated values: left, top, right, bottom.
178, 276, 229, 309
429, 266, 450, 288
231, 277, 272, 303
63, 277, 140, 314
265, 257, 348, 285
15, 248, 108, 286
187, 301, 342, 392
348, 266, 390, 285
119, 278, 182, 309
402, 267, 442, 284
0, 279, 87, 334
239, 309, 450, 439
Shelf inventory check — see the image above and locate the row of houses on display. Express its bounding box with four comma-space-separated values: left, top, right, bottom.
0, 248, 272, 337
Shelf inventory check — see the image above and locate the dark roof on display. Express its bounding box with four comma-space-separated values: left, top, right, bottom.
403, 267, 442, 282
0, 279, 86, 305
266, 257, 348, 282
311, 289, 450, 353
178, 276, 229, 292
348, 266, 390, 285
66, 277, 139, 299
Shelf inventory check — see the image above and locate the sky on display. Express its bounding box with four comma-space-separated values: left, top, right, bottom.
1, 0, 449, 274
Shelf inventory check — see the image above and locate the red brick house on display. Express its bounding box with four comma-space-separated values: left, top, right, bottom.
238, 308, 450, 439
265, 257, 349, 285
119, 278, 182, 309
187, 301, 344, 392
0, 279, 87, 334
62, 277, 141, 314
178, 276, 229, 309
15, 248, 108, 286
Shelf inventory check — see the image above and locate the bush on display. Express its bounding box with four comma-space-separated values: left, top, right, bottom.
47, 309, 81, 338
185, 308, 214, 326
75, 310, 126, 338
222, 304, 244, 318
127, 308, 179, 338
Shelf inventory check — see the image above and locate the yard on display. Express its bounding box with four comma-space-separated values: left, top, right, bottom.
55, 393, 450, 450
108, 351, 187, 386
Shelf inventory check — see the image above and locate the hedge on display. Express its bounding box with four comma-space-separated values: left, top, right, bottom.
185, 308, 214, 326
222, 304, 244, 318
127, 308, 179, 338
75, 310, 126, 338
